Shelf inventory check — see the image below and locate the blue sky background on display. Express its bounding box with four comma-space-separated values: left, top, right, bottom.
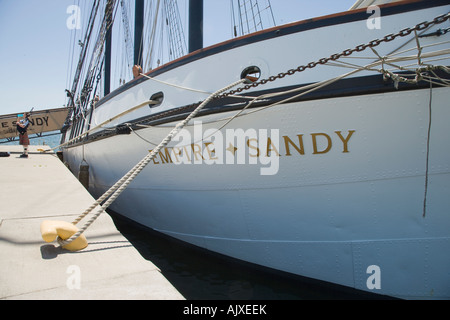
0, 0, 355, 116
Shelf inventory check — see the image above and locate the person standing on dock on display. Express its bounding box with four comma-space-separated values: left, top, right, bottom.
16, 113, 30, 158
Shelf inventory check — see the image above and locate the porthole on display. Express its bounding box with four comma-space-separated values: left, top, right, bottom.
240, 66, 261, 83
149, 92, 164, 108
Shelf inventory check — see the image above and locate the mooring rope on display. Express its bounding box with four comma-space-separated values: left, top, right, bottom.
57, 12, 450, 246
58, 78, 248, 247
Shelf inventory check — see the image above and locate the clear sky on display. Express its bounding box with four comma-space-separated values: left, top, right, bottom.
0, 0, 355, 116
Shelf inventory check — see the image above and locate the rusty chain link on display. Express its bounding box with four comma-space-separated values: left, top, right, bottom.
132, 12, 449, 129
218, 12, 450, 98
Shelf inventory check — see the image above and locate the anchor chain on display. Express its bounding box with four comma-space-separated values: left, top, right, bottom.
219, 12, 450, 98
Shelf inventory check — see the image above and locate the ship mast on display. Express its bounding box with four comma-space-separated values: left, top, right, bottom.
104, 0, 115, 96
134, 0, 144, 66
189, 0, 204, 53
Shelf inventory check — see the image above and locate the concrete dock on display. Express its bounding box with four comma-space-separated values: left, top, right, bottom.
0, 145, 184, 300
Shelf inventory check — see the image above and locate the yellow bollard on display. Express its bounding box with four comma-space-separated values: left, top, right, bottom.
40, 220, 88, 251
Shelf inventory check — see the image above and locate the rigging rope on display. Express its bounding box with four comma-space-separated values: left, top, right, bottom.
129, 45, 450, 148
54, 11, 450, 247
57, 78, 248, 248
64, 11, 450, 153
219, 12, 450, 98
65, 0, 101, 126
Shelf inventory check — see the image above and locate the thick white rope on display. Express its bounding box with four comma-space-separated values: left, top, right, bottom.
58, 78, 247, 247
128, 46, 450, 149
58, 20, 450, 246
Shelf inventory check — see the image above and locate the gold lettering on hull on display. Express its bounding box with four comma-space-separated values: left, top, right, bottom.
149, 130, 355, 165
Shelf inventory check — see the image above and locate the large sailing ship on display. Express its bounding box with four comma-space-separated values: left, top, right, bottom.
59, 0, 450, 299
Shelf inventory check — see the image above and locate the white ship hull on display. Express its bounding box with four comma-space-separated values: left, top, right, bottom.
62, 1, 450, 299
